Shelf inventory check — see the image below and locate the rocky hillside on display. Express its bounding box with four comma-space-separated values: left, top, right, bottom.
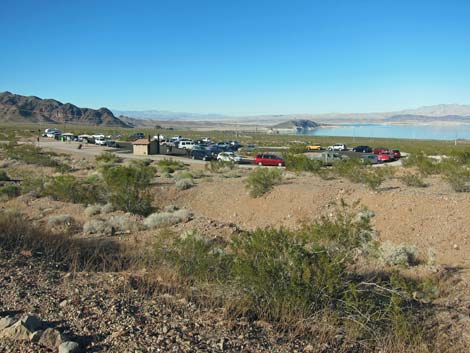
272, 119, 319, 130
0, 92, 131, 127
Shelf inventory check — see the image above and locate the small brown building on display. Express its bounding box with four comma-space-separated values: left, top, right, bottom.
132, 139, 159, 155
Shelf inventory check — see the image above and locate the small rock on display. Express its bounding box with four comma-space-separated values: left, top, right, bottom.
453, 244, 459, 250
59, 341, 80, 353
38, 327, 66, 349
59, 300, 68, 308
0, 316, 17, 331
29, 330, 44, 343
0, 315, 42, 340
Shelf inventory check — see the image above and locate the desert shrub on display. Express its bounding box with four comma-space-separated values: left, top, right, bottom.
102, 163, 156, 216
380, 241, 420, 266
0, 211, 132, 272
442, 164, 470, 192
164, 232, 230, 282
1, 143, 70, 172
400, 173, 427, 187
107, 215, 142, 233
175, 178, 194, 190
245, 168, 283, 197
0, 170, 10, 181
0, 184, 20, 199
47, 214, 75, 228
287, 143, 309, 154
156, 159, 185, 174
85, 204, 102, 217
156, 203, 434, 344
333, 159, 388, 190
43, 175, 104, 204
83, 219, 109, 235
403, 153, 441, 176
283, 153, 323, 173
101, 203, 114, 214
95, 152, 122, 165
450, 148, 470, 164
206, 160, 235, 173
144, 209, 192, 229
175, 171, 194, 180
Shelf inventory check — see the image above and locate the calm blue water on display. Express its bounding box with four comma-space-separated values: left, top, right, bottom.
299, 124, 470, 140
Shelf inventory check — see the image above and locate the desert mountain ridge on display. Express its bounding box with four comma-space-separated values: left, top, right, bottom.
0, 91, 132, 127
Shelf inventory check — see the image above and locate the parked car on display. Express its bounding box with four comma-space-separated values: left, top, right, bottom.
254, 154, 285, 167
373, 147, 390, 154
217, 152, 242, 163
327, 143, 347, 151
377, 153, 391, 163
360, 154, 378, 164
310, 151, 344, 166
391, 149, 401, 159
238, 144, 257, 152
104, 140, 119, 147
178, 140, 195, 150
190, 148, 213, 161
306, 144, 322, 151
353, 145, 372, 153
130, 132, 145, 141
95, 137, 107, 145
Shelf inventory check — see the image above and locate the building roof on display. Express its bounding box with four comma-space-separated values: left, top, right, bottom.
132, 139, 151, 145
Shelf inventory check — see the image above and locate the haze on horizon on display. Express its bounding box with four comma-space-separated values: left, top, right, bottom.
1, 0, 470, 116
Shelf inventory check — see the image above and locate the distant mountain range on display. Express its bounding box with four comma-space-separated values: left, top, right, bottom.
0, 92, 131, 127
112, 104, 470, 124
2, 91, 470, 128
112, 109, 225, 121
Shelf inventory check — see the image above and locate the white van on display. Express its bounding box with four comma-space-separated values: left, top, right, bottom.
178, 140, 195, 150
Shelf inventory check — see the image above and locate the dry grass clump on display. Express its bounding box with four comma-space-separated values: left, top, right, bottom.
379, 241, 420, 266
47, 214, 75, 227
175, 178, 194, 190
83, 219, 109, 235
84, 204, 102, 217
0, 210, 132, 272
144, 209, 192, 229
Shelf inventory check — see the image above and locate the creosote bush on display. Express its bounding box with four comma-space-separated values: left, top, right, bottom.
400, 173, 427, 187
144, 209, 192, 229
283, 152, 323, 173
95, 152, 122, 165
175, 178, 194, 190
155, 202, 437, 348
156, 159, 185, 174
101, 162, 156, 216
245, 168, 283, 197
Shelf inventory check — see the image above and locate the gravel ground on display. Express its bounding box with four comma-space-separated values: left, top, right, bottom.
0, 250, 317, 353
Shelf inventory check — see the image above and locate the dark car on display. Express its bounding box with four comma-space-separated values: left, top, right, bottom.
190, 148, 213, 161
391, 149, 401, 159
254, 154, 285, 166
353, 145, 372, 153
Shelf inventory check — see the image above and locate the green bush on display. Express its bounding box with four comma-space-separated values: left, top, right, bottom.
102, 163, 156, 215
1, 143, 59, 167
333, 159, 388, 190
0, 170, 10, 181
450, 148, 470, 164
155, 203, 434, 343
245, 168, 283, 197
400, 173, 427, 187
443, 165, 470, 192
206, 160, 235, 173
0, 184, 20, 199
283, 153, 323, 172
403, 153, 441, 176
44, 175, 104, 204
156, 159, 185, 174
95, 152, 122, 165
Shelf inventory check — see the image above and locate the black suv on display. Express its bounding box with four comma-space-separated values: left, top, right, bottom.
190, 148, 213, 161
352, 145, 372, 153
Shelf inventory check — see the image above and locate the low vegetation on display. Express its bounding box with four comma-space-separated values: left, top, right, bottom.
245, 167, 283, 197
154, 203, 439, 350
400, 173, 427, 187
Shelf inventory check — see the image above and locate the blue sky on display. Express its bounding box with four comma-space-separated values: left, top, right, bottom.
1, 0, 470, 115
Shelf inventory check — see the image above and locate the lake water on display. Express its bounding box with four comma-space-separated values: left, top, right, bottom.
299, 124, 470, 140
